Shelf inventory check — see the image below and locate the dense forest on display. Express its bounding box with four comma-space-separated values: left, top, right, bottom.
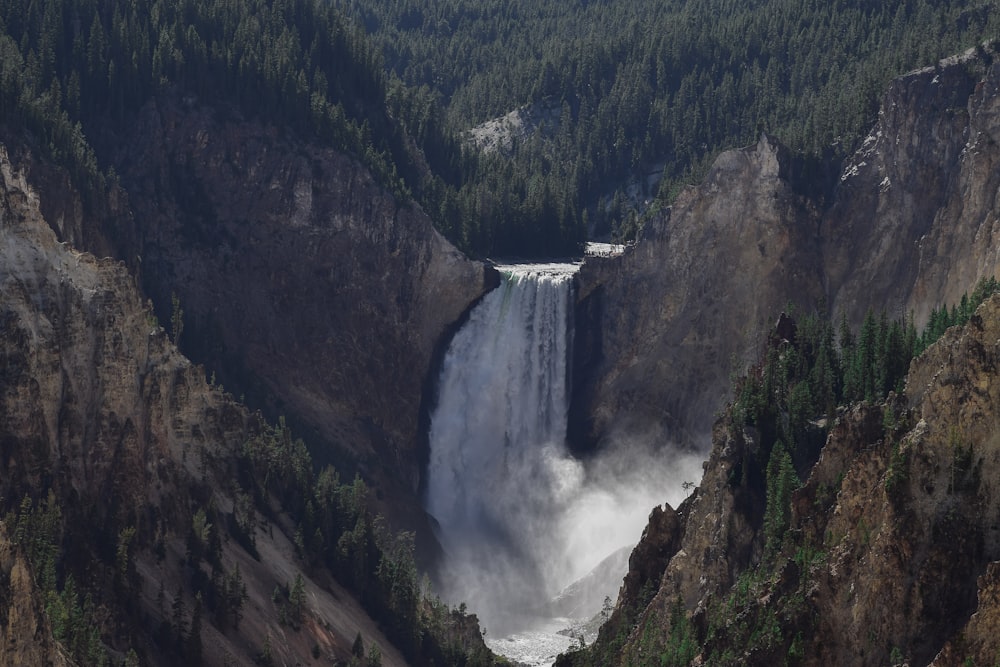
340, 0, 1000, 240
0, 0, 584, 258
733, 277, 1000, 472
1, 0, 997, 256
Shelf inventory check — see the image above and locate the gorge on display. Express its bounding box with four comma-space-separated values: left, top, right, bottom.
425, 265, 702, 662
0, 2, 1000, 663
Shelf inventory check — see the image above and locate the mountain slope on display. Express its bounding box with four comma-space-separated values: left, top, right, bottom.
0, 143, 498, 666
0, 0, 499, 551
344, 0, 999, 239
559, 44, 1000, 666
571, 42, 1000, 454
108, 95, 493, 538
560, 291, 1000, 667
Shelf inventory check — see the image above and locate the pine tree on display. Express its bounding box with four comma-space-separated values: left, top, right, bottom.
763, 440, 799, 557
171, 587, 187, 649
187, 592, 203, 665
289, 573, 307, 625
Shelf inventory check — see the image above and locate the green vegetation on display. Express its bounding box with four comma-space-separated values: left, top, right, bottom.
342, 0, 1000, 240
732, 279, 1000, 550
763, 440, 798, 557
1, 0, 997, 257
661, 595, 699, 667
2, 411, 499, 666
562, 286, 1000, 667
237, 417, 500, 665
0, 0, 585, 258
9, 492, 110, 665
733, 275, 1000, 456
918, 277, 1000, 353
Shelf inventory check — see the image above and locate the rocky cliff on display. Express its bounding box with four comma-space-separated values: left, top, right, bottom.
0, 143, 494, 666
571, 134, 825, 452
52, 96, 494, 539
827, 43, 1000, 326
560, 292, 1000, 667
0, 520, 69, 667
572, 42, 1000, 454
559, 42, 1000, 667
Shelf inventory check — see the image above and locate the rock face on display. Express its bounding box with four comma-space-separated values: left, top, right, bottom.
97, 97, 492, 507
0, 145, 414, 666
571, 134, 825, 451
562, 294, 1000, 667
827, 44, 1000, 326
573, 43, 1000, 454
561, 43, 1000, 667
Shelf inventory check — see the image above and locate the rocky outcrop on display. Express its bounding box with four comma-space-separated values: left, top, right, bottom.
571, 134, 825, 452
0, 522, 69, 667
562, 293, 1000, 666
95, 97, 492, 515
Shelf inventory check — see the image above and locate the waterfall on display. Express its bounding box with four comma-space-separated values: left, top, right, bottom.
425, 263, 704, 648
425, 264, 579, 635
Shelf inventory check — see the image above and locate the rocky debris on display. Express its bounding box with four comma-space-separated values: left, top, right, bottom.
467, 98, 565, 154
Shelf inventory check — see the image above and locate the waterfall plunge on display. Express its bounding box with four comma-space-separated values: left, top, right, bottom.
425, 265, 579, 635
425, 264, 702, 642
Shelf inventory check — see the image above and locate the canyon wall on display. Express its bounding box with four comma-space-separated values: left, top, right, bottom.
571, 134, 825, 452
573, 43, 1000, 454
563, 43, 1000, 667
0, 145, 405, 665
564, 293, 1000, 667
107, 98, 494, 498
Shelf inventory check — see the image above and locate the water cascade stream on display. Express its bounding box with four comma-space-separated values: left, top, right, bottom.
425, 264, 701, 665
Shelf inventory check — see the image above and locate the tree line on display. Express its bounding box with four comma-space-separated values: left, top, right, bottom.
4, 0, 995, 257
0, 0, 585, 259
343, 0, 1000, 241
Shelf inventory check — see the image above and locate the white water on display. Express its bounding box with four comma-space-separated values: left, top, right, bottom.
425, 264, 702, 658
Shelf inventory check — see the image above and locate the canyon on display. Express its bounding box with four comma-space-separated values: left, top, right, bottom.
1, 32, 1000, 667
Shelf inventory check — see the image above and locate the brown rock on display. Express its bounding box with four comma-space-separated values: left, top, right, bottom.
572, 134, 825, 452
0, 144, 414, 666
98, 97, 493, 531
0, 521, 69, 667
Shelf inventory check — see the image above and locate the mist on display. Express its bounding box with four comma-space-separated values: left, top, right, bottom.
424, 265, 704, 639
